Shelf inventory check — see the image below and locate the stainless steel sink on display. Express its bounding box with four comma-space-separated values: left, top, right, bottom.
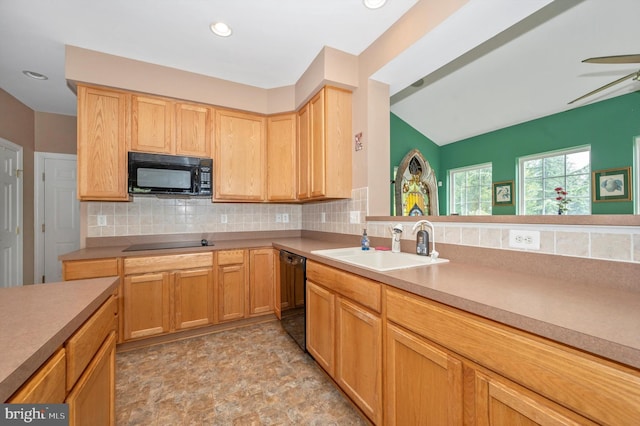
311, 247, 448, 272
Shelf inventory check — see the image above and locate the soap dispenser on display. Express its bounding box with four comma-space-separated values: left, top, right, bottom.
361, 228, 370, 250
414, 222, 430, 256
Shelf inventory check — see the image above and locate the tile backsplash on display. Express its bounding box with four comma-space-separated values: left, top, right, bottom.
85, 187, 640, 264
85, 188, 370, 238
365, 220, 640, 264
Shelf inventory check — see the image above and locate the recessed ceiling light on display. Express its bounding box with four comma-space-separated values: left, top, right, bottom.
210, 22, 232, 37
363, 0, 387, 9
22, 70, 48, 80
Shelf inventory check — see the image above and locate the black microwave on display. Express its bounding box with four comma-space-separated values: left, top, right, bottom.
128, 152, 213, 196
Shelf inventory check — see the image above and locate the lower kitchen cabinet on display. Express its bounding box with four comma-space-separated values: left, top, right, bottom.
216, 248, 276, 322
123, 272, 171, 340
470, 366, 597, 425
248, 248, 275, 316
385, 322, 463, 425
215, 250, 247, 322
306, 280, 335, 375
173, 268, 214, 330
335, 297, 382, 425
306, 261, 382, 424
385, 287, 640, 425
66, 332, 116, 426
9, 296, 117, 425
123, 253, 214, 340
8, 349, 66, 403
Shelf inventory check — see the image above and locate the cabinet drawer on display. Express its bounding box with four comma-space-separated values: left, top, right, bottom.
124, 252, 213, 275
9, 349, 66, 403
65, 296, 117, 392
217, 249, 245, 266
385, 287, 640, 425
307, 261, 381, 313
63, 258, 119, 280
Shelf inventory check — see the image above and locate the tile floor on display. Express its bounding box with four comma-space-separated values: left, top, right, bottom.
116, 321, 368, 425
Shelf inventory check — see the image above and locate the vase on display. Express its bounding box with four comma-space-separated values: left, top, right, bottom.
558, 208, 562, 215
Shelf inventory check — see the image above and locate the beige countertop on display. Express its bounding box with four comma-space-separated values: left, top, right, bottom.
0, 277, 119, 401
59, 237, 640, 370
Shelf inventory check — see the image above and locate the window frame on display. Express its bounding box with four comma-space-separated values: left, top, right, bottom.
517, 145, 591, 215
448, 162, 493, 216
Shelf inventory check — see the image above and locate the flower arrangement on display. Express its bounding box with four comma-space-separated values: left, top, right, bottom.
554, 187, 571, 214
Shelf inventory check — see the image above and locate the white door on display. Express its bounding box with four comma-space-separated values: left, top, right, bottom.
35, 154, 80, 283
0, 138, 22, 288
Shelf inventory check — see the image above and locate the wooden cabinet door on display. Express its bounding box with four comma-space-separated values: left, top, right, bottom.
175, 102, 213, 157
66, 331, 116, 426
306, 280, 335, 376
131, 94, 173, 154
266, 113, 296, 201
215, 109, 266, 200
248, 248, 274, 316
77, 85, 128, 201
123, 272, 170, 340
173, 268, 214, 330
324, 86, 352, 198
309, 90, 326, 198
296, 104, 310, 199
385, 322, 463, 426
335, 297, 382, 425
473, 369, 596, 426
216, 263, 247, 322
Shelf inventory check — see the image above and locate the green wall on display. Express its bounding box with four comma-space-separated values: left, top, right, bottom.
390, 91, 640, 215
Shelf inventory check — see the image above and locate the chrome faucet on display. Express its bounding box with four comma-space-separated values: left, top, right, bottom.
390, 224, 403, 253
411, 220, 439, 261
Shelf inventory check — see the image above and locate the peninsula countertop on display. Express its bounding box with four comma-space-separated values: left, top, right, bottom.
58, 237, 640, 370
0, 277, 119, 401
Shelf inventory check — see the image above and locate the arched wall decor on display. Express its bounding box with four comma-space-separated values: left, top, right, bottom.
394, 149, 439, 216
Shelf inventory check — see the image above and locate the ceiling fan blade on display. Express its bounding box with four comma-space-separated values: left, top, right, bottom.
583, 54, 640, 64
568, 71, 639, 104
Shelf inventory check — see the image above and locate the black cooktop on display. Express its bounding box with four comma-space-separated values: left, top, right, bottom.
123, 240, 212, 252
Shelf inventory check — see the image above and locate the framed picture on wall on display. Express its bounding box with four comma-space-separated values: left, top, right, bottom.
592, 167, 632, 202
493, 181, 514, 206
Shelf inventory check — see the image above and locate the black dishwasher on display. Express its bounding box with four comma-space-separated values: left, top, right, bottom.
279, 250, 306, 352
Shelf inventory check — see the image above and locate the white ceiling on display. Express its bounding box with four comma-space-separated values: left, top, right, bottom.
1, 0, 639, 146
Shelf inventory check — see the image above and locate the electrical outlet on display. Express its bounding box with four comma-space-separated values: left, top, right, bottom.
321, 212, 326, 223
97, 215, 107, 226
282, 213, 289, 223
276, 213, 282, 223
349, 211, 360, 224
508, 230, 540, 250
220, 214, 228, 224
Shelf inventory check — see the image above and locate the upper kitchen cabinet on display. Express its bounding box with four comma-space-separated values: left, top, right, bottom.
131, 95, 213, 158
300, 86, 352, 200
267, 113, 297, 201
175, 102, 213, 158
77, 85, 130, 201
296, 104, 310, 199
131, 94, 173, 154
215, 109, 266, 201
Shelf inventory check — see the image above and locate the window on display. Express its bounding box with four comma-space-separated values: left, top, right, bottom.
519, 147, 591, 215
449, 163, 492, 215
